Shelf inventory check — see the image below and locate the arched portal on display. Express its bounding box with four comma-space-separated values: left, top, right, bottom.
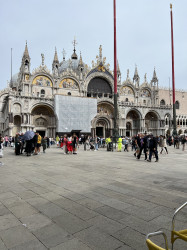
31, 105, 56, 137
126, 122, 132, 137
126, 109, 141, 136
145, 111, 159, 135
95, 117, 111, 138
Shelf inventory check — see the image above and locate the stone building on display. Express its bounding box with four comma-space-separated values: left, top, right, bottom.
0, 41, 186, 137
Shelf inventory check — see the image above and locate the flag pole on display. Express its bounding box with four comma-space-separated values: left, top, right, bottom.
170, 4, 177, 136
11, 48, 13, 87
113, 0, 118, 141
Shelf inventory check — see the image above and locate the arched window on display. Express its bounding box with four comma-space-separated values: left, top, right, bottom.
125, 98, 128, 102
175, 101, 179, 109
143, 100, 146, 105
165, 118, 168, 125
41, 89, 45, 97
160, 99, 165, 106
88, 77, 112, 94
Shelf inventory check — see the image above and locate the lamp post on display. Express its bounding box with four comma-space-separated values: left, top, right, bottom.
113, 0, 118, 142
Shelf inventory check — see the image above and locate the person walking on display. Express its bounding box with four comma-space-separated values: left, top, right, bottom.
56, 135, 60, 147
137, 133, 148, 160
160, 136, 168, 154
181, 135, 186, 151
147, 134, 159, 162
117, 136, 122, 152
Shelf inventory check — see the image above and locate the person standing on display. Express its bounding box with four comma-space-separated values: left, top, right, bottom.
147, 135, 159, 162
4, 135, 9, 147
72, 133, 78, 154
94, 135, 99, 151
0, 134, 4, 159
36, 133, 42, 154
33, 132, 38, 155
41, 136, 47, 153
63, 134, 67, 154
15, 133, 21, 155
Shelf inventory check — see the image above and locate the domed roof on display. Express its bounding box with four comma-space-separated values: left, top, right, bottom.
59, 58, 79, 74
10, 73, 19, 88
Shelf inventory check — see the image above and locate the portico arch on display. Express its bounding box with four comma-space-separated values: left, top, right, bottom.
126, 109, 141, 136
145, 111, 159, 135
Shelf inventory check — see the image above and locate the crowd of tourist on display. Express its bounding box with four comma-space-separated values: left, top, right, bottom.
0, 132, 186, 161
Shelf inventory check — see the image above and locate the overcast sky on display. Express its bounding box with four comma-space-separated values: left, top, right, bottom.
0, 0, 186, 90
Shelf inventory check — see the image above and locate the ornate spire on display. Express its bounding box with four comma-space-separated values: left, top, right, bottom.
53, 47, 59, 63
133, 64, 140, 83
127, 69, 130, 79
79, 51, 83, 66
20, 41, 30, 75
144, 73, 147, 83
23, 41, 30, 58
62, 48, 66, 61
151, 67, 158, 83
71, 37, 78, 60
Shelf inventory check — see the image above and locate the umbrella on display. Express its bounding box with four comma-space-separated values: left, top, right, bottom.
23, 131, 35, 141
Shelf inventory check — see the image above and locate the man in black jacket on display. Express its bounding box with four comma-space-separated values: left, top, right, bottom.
147, 134, 159, 162
137, 133, 148, 160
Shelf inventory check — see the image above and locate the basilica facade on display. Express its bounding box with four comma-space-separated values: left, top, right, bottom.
0, 42, 186, 137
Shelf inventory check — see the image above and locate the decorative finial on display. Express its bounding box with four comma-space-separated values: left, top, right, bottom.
127, 69, 129, 79
99, 45, 102, 61
79, 51, 83, 65
170, 3, 172, 9
41, 53, 44, 66
62, 49, 66, 61
144, 73, 147, 82
72, 37, 77, 52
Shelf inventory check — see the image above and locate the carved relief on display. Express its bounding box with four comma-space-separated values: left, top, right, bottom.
24, 100, 29, 109
14, 103, 21, 113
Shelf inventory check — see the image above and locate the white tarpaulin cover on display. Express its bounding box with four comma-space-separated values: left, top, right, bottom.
55, 95, 97, 133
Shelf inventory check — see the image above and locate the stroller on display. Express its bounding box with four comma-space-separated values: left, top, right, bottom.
107, 142, 113, 151
89, 142, 95, 150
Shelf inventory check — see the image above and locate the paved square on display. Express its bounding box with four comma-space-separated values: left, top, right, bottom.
0, 146, 186, 249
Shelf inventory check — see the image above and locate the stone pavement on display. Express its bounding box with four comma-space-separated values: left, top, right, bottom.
0, 145, 186, 250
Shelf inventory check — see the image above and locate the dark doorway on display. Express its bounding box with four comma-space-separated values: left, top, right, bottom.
126, 131, 130, 137
36, 130, 45, 137
96, 127, 103, 137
